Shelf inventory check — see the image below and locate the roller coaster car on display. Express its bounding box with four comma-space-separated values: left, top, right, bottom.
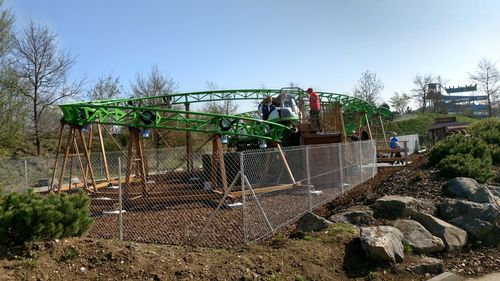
258, 91, 301, 125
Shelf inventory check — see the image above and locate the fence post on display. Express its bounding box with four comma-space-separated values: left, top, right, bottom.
338, 144, 344, 194
240, 152, 248, 244
118, 157, 123, 241
358, 141, 363, 184
305, 145, 312, 211
24, 160, 28, 191
372, 140, 377, 178
403, 141, 408, 166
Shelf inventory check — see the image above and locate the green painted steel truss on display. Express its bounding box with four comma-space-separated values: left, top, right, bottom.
59, 88, 391, 142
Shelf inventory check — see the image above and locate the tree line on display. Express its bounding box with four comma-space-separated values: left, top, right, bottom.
1, 1, 498, 156
352, 60, 499, 117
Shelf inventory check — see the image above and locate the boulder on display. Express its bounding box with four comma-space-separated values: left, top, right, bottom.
448, 216, 499, 246
439, 199, 500, 228
443, 177, 480, 199
409, 256, 445, 275
373, 196, 418, 219
470, 186, 499, 205
443, 177, 499, 204
295, 212, 332, 233
329, 205, 374, 226
411, 212, 467, 251
487, 185, 500, 198
392, 220, 445, 253
360, 226, 404, 263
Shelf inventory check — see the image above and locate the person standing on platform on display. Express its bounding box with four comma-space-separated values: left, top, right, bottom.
306, 88, 321, 131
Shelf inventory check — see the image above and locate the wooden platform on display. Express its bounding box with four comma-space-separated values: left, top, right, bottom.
301, 131, 342, 145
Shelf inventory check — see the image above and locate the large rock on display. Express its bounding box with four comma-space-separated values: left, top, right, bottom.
409, 257, 445, 275
373, 195, 418, 219
295, 212, 332, 233
329, 205, 374, 226
444, 177, 499, 204
487, 185, 500, 198
360, 226, 404, 263
392, 220, 445, 253
440, 199, 500, 228
411, 212, 467, 251
448, 216, 499, 246
443, 177, 480, 199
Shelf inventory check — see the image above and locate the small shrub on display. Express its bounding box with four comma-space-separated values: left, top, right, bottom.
19, 257, 38, 270
61, 246, 80, 261
403, 243, 414, 254
0, 190, 92, 246
303, 233, 313, 241
489, 144, 500, 165
470, 119, 500, 146
271, 233, 287, 248
428, 134, 490, 166
413, 171, 425, 181
437, 153, 492, 183
365, 271, 377, 281
295, 275, 306, 281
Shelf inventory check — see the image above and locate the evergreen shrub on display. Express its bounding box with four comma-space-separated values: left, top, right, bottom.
0, 190, 92, 245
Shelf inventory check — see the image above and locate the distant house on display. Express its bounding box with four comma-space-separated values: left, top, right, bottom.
428, 117, 470, 144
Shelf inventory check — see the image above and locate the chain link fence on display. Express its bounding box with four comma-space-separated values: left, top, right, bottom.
0, 140, 377, 247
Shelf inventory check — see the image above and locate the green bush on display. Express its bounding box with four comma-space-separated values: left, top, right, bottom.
437, 153, 492, 183
470, 119, 500, 146
470, 119, 500, 165
0, 190, 92, 246
428, 134, 490, 166
428, 132, 494, 183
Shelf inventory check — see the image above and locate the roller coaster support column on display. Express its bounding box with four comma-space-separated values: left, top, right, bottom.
125, 127, 148, 195
52, 124, 97, 192
277, 144, 296, 183
50, 122, 65, 190
210, 134, 228, 193
364, 113, 373, 139
379, 115, 388, 148
97, 124, 111, 183
185, 103, 193, 173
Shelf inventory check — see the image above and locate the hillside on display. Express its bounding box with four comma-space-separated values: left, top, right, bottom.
386, 113, 479, 138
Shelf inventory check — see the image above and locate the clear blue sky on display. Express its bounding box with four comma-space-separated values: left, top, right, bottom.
5, 0, 500, 111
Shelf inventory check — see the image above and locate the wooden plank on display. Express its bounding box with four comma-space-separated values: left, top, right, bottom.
277, 144, 296, 183
377, 157, 406, 162
377, 148, 402, 153
127, 193, 222, 204
230, 184, 295, 197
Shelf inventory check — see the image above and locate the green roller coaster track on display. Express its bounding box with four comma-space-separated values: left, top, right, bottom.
59, 88, 391, 142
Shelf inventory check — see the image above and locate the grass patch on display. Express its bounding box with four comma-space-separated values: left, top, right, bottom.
327, 223, 357, 236
403, 243, 414, 255
60, 246, 80, 261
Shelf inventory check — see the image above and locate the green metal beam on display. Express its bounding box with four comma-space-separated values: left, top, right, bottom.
59, 88, 391, 142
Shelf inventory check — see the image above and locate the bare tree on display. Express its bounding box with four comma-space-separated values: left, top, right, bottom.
89, 74, 123, 101
469, 58, 499, 117
352, 70, 384, 105
389, 92, 412, 114
11, 21, 83, 155
202, 81, 238, 115
131, 66, 177, 106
